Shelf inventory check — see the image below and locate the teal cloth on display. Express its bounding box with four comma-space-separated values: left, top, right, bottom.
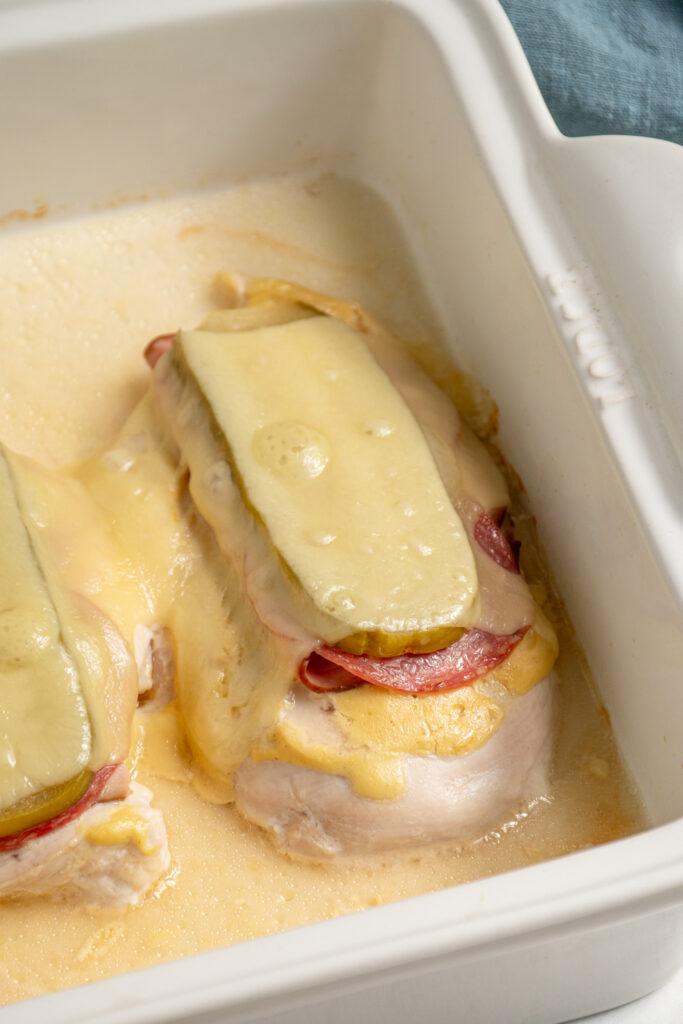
498, 0, 683, 145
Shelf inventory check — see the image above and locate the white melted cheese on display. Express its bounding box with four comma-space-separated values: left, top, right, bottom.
0, 449, 91, 810
0, 175, 644, 1009
176, 318, 479, 642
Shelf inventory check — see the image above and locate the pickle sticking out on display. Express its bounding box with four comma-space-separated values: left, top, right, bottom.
0, 447, 92, 820
160, 316, 479, 655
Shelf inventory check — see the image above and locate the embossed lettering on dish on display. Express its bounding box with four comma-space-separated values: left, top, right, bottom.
545, 269, 635, 409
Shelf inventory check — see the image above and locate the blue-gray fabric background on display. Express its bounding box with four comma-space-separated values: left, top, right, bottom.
498, 0, 683, 144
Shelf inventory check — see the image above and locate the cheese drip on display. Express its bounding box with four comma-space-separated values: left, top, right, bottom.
85, 806, 158, 855
170, 317, 479, 653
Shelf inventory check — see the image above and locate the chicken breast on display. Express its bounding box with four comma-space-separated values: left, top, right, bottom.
235, 675, 554, 859
0, 774, 169, 907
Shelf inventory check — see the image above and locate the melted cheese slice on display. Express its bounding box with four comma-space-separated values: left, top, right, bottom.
254, 683, 505, 799
173, 316, 479, 649
0, 450, 91, 813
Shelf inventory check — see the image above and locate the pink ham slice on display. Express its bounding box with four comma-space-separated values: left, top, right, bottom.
473, 510, 519, 574
144, 333, 175, 368
299, 627, 527, 696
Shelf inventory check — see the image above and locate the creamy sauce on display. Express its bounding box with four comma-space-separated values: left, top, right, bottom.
0, 175, 644, 1007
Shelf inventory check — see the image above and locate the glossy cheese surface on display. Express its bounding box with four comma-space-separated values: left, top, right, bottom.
174, 318, 479, 646
0, 449, 91, 812
0, 452, 139, 784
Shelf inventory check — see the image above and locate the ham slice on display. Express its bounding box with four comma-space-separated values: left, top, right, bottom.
300, 628, 527, 695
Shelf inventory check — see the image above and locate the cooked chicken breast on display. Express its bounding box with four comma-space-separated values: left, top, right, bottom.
235, 676, 554, 858
0, 445, 171, 903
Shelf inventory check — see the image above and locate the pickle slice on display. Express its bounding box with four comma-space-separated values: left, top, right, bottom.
0, 769, 91, 839
0, 447, 92, 816
159, 316, 479, 656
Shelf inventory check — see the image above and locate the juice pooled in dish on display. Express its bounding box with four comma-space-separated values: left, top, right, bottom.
0, 177, 645, 1006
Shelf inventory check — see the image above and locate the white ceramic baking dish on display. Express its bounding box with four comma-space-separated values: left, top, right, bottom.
1, 0, 682, 1021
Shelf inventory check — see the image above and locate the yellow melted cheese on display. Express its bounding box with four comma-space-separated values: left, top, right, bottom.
489, 607, 559, 697
254, 726, 407, 800
332, 684, 504, 760
85, 807, 158, 856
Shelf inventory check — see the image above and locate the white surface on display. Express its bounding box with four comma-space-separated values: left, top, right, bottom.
581, 963, 683, 1023
0, 0, 681, 1022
